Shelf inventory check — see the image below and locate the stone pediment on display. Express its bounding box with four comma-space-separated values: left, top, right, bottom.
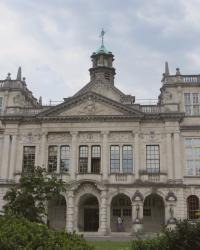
38, 92, 143, 117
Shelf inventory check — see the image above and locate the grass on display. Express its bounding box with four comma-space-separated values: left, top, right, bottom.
88, 240, 131, 250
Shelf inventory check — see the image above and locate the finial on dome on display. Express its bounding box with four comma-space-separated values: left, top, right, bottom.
99, 28, 105, 47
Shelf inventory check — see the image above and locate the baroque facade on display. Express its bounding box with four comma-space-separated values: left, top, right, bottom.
0, 41, 200, 235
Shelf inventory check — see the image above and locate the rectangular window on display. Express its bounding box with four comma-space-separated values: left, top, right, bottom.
110, 145, 120, 173
79, 146, 88, 173
185, 138, 200, 176
60, 145, 70, 172
184, 93, 200, 116
0, 97, 3, 113
146, 145, 160, 173
48, 146, 58, 173
122, 145, 133, 173
91, 145, 101, 174
23, 146, 35, 173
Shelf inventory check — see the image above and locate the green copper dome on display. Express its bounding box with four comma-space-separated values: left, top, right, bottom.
96, 44, 110, 54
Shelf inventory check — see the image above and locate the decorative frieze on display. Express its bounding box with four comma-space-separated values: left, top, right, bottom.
47, 132, 71, 143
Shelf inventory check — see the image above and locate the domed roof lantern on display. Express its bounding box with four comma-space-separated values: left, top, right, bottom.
89, 29, 115, 84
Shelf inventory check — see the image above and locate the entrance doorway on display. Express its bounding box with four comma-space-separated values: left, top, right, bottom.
79, 194, 99, 232
143, 194, 165, 232
110, 194, 132, 232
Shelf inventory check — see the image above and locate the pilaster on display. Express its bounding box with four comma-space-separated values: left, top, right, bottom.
99, 189, 108, 235
70, 132, 78, 180
1, 134, 10, 179
173, 132, 182, 181
66, 191, 74, 232
9, 134, 18, 180
40, 132, 47, 168
134, 133, 140, 180
166, 133, 173, 180
102, 131, 109, 181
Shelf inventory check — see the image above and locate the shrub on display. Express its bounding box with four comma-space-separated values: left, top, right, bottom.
0, 216, 94, 250
132, 220, 200, 250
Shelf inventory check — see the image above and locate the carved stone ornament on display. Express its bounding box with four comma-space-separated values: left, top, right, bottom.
109, 131, 133, 142
165, 192, 177, 202
13, 94, 25, 106
132, 190, 144, 202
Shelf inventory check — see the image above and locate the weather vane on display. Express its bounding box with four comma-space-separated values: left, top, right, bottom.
99, 29, 105, 46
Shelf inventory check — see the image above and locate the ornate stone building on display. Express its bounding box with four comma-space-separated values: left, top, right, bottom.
0, 40, 200, 235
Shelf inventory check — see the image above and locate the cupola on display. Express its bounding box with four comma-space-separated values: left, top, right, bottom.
89, 29, 116, 85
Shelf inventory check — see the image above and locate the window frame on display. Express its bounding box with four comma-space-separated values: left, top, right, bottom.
146, 145, 160, 174
79, 145, 88, 173
185, 138, 200, 176
60, 145, 70, 173
110, 145, 120, 173
184, 93, 200, 116
48, 145, 58, 173
91, 145, 101, 174
122, 145, 133, 173
22, 146, 36, 173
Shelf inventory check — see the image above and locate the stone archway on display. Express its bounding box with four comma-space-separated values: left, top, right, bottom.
78, 194, 99, 232
47, 195, 66, 230
110, 193, 132, 232
143, 193, 165, 232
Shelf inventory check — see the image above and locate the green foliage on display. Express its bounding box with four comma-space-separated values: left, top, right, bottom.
0, 216, 94, 250
132, 220, 200, 250
3, 166, 64, 223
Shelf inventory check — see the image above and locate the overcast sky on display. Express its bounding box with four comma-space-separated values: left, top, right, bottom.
0, 0, 200, 104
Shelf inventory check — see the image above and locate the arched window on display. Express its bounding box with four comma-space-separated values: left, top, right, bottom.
187, 195, 199, 219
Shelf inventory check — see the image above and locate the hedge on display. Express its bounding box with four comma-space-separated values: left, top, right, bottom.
0, 216, 94, 250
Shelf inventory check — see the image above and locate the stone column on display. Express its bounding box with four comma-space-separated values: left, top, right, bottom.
70, 132, 78, 181
66, 190, 74, 232
166, 133, 173, 180
9, 135, 18, 180
102, 131, 109, 181
1, 134, 10, 180
173, 132, 182, 181
131, 202, 143, 234
134, 133, 140, 180
99, 190, 108, 235
40, 132, 47, 168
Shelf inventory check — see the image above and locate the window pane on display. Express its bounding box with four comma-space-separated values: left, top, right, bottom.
79, 146, 88, 173
60, 145, 70, 172
122, 145, 133, 173
193, 93, 199, 104
80, 146, 88, 157
146, 145, 160, 173
23, 146, 35, 173
184, 93, 191, 105
91, 146, 101, 174
185, 139, 200, 176
48, 146, 57, 173
110, 146, 120, 173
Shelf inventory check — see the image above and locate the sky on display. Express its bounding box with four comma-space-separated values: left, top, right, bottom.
0, 0, 200, 104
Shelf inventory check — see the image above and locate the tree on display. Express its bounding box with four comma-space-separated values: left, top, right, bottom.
3, 166, 65, 223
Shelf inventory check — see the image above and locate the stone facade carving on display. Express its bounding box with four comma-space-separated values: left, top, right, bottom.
47, 132, 71, 143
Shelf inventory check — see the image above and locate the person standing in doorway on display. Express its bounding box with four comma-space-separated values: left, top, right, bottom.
117, 216, 123, 232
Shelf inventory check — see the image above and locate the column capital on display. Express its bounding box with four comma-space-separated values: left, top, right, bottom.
101, 131, 109, 137
70, 131, 79, 137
